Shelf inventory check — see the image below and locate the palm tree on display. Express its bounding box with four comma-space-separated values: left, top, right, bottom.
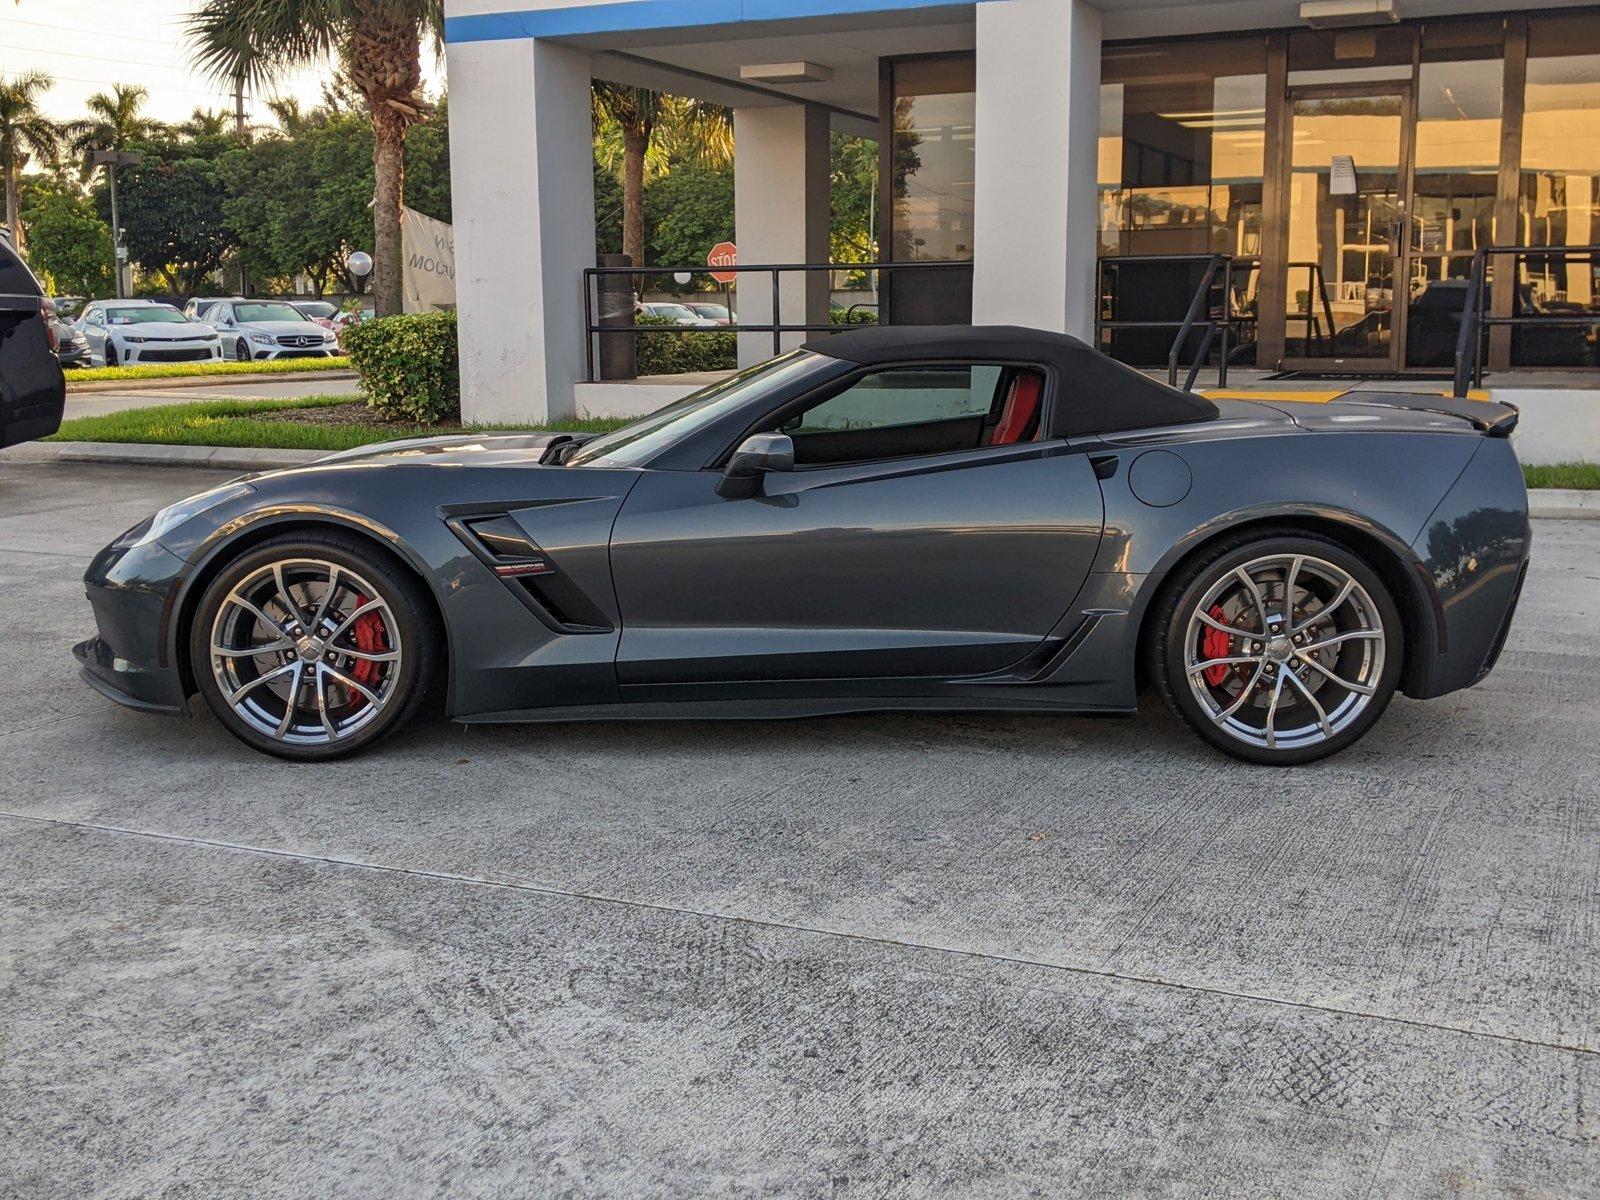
67, 84, 162, 174
592, 84, 732, 271
188, 1, 442, 317
0, 71, 61, 252
180, 107, 233, 139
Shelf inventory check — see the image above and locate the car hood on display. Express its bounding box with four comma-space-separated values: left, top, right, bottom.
115, 321, 214, 338
238, 320, 332, 337
271, 432, 579, 476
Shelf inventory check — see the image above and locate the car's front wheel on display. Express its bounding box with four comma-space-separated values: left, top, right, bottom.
1150, 532, 1403, 765
104, 342, 119, 368
188, 532, 440, 760
234, 337, 251, 362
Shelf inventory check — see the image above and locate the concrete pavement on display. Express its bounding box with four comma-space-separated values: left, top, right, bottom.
1, 461, 1596, 1197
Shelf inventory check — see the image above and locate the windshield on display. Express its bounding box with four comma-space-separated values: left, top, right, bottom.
295, 301, 337, 319
567, 351, 832, 469
235, 302, 308, 323
647, 304, 698, 320
108, 305, 187, 325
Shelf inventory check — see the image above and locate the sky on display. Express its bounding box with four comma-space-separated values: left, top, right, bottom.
0, 0, 444, 128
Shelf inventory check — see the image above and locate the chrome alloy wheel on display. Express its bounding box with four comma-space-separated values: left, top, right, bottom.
208, 558, 402, 747
1182, 552, 1386, 752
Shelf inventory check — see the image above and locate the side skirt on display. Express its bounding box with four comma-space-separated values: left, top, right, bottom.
455, 695, 1139, 725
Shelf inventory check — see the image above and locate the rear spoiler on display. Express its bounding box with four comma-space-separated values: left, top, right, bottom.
1343, 394, 1519, 437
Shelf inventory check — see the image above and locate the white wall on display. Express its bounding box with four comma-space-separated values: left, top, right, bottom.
971, 0, 1102, 339
732, 103, 832, 369
447, 36, 594, 423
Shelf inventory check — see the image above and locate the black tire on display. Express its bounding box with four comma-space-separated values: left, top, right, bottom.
234, 337, 251, 363
104, 342, 118, 368
188, 531, 441, 761
1148, 530, 1404, 766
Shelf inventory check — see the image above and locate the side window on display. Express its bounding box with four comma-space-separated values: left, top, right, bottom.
776, 364, 1044, 466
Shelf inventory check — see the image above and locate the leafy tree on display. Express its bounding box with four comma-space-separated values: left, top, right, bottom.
591, 85, 730, 269
644, 162, 733, 271
18, 174, 113, 295
189, 0, 445, 316
830, 133, 878, 265
403, 95, 450, 223
100, 138, 236, 296
0, 71, 61, 251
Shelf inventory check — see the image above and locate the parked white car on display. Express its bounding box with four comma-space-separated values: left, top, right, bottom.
76, 300, 222, 368
637, 301, 718, 327
205, 299, 342, 362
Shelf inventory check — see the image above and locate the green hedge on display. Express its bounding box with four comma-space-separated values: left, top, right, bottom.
636, 313, 736, 375
343, 310, 460, 422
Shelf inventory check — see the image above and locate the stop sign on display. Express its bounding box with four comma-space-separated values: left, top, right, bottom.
706, 241, 738, 285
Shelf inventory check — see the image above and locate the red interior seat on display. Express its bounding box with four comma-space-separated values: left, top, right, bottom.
989, 371, 1043, 446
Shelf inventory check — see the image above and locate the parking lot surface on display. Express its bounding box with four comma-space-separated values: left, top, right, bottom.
2, 461, 1596, 1197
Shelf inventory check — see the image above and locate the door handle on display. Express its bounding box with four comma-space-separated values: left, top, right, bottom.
1089, 453, 1120, 480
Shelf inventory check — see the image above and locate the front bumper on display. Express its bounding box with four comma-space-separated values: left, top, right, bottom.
76, 535, 192, 717
123, 343, 222, 365
253, 346, 338, 361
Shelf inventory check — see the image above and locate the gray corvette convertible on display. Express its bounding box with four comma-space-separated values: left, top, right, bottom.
76, 326, 1529, 765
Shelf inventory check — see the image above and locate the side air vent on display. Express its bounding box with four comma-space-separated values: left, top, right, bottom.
454, 514, 612, 633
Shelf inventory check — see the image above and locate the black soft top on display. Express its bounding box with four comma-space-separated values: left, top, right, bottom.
805, 324, 1218, 437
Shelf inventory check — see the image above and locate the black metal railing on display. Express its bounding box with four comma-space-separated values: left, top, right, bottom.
580, 260, 969, 382
1453, 245, 1600, 396
1095, 253, 1252, 390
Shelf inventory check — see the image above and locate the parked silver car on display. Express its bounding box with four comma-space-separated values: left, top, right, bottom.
205, 299, 342, 362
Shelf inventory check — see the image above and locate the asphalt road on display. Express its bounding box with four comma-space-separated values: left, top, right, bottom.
2, 461, 1597, 1198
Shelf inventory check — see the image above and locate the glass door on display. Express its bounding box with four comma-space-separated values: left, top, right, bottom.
1281, 86, 1415, 371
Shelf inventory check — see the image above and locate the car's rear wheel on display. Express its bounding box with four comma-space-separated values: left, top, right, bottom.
1150, 533, 1403, 765
188, 533, 439, 760
234, 337, 251, 362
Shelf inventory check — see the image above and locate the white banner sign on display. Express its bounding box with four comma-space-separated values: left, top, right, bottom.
401, 206, 456, 314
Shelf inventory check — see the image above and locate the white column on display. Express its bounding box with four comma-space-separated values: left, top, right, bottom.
971, 0, 1102, 339
447, 37, 594, 423
733, 103, 831, 368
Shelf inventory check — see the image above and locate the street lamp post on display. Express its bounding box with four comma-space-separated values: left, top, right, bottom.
91, 149, 142, 299
347, 250, 373, 296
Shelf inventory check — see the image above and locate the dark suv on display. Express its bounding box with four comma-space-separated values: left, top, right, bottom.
0, 238, 66, 448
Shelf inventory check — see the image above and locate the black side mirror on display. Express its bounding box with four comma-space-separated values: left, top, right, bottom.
716, 432, 795, 498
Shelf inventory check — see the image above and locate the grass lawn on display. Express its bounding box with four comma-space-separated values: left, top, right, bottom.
48, 397, 627, 452
1522, 462, 1600, 490
66, 356, 352, 384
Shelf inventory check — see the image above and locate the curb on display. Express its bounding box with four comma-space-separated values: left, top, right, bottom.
1528, 489, 1599, 520
65, 369, 357, 394
4, 441, 1599, 517
1, 440, 323, 471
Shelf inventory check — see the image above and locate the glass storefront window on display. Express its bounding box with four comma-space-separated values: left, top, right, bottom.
1516, 14, 1600, 367
1407, 21, 1504, 366
1098, 39, 1268, 259
887, 56, 976, 263
1097, 38, 1266, 365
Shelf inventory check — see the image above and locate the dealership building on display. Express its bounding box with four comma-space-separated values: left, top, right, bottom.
442, 0, 1600, 433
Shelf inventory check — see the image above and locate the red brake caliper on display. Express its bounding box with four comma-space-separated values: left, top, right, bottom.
347, 593, 388, 698
1201, 603, 1233, 687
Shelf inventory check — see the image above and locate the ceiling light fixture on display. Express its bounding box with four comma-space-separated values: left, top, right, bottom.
739, 62, 834, 85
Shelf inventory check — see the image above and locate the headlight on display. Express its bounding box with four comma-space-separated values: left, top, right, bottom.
250, 332, 276, 344
115, 482, 255, 550
203, 333, 220, 342
123, 335, 147, 344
